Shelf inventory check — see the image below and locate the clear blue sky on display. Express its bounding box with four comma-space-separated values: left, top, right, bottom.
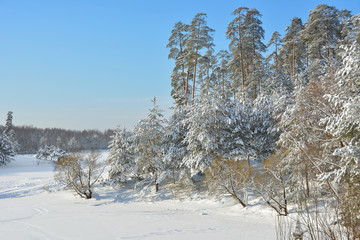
0, 0, 359, 131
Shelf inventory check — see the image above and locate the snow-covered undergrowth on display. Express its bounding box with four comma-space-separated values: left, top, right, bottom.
0, 154, 276, 240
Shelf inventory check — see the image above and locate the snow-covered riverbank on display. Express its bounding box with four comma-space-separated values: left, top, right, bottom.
0, 155, 276, 240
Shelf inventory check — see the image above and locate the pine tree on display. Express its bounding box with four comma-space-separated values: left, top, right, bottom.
300, 4, 343, 61
0, 134, 15, 166
267, 31, 282, 68
3, 111, 19, 154
243, 8, 266, 99
266, 31, 293, 107
225, 98, 278, 164
108, 127, 135, 184
4, 111, 13, 137
280, 17, 306, 76
187, 13, 215, 100
162, 106, 189, 184
133, 97, 166, 184
167, 22, 190, 105
183, 94, 229, 173
226, 7, 249, 97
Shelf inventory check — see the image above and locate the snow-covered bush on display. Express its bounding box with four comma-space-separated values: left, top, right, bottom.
205, 157, 251, 207
54, 151, 105, 199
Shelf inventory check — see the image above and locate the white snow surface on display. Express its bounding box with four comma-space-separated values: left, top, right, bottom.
0, 155, 276, 240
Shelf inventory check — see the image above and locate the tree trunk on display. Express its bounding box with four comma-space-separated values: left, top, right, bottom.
185, 70, 189, 105
238, 23, 245, 95
305, 163, 310, 198
192, 51, 198, 100
192, 22, 201, 100
222, 74, 225, 96
206, 66, 210, 96
292, 48, 296, 76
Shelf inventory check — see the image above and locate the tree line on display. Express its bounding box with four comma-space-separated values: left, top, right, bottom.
0, 112, 113, 158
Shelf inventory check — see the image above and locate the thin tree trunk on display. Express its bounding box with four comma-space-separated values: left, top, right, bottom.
180, 38, 186, 93
192, 56, 197, 100
192, 22, 201, 100
275, 41, 278, 68
292, 48, 296, 76
305, 163, 310, 197
306, 53, 309, 68
206, 66, 210, 96
185, 70, 189, 105
222, 74, 225, 96
238, 23, 245, 95
246, 54, 250, 74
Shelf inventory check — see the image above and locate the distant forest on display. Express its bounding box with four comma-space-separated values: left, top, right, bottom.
0, 125, 113, 154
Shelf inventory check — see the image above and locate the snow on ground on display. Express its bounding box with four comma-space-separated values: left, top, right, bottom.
0, 155, 277, 240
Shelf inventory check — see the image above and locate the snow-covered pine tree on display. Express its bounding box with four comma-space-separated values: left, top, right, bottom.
187, 13, 215, 100
225, 97, 278, 164
243, 8, 266, 99
266, 31, 282, 69
162, 106, 189, 184
183, 93, 230, 174
4, 111, 13, 137
0, 134, 15, 166
318, 35, 360, 194
167, 21, 190, 106
280, 17, 306, 76
107, 127, 135, 184
226, 7, 249, 97
265, 31, 294, 121
300, 4, 344, 62
133, 97, 166, 185
3, 111, 19, 153
202, 96, 278, 207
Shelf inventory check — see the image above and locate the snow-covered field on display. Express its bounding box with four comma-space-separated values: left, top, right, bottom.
0, 155, 277, 240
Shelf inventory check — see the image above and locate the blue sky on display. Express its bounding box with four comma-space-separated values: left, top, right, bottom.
0, 0, 359, 130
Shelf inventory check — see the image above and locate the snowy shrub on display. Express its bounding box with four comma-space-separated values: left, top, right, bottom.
205, 157, 252, 207
54, 151, 105, 199
254, 152, 289, 216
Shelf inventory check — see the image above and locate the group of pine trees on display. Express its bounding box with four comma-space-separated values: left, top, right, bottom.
107, 4, 360, 239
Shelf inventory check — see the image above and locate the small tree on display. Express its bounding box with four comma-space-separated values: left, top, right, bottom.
108, 127, 135, 184
4, 111, 14, 137
133, 97, 165, 187
253, 151, 289, 216
3, 111, 19, 153
0, 134, 15, 166
54, 151, 105, 199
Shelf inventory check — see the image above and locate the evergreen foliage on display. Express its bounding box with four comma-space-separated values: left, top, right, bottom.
107, 127, 135, 184
0, 134, 15, 166
133, 97, 166, 183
